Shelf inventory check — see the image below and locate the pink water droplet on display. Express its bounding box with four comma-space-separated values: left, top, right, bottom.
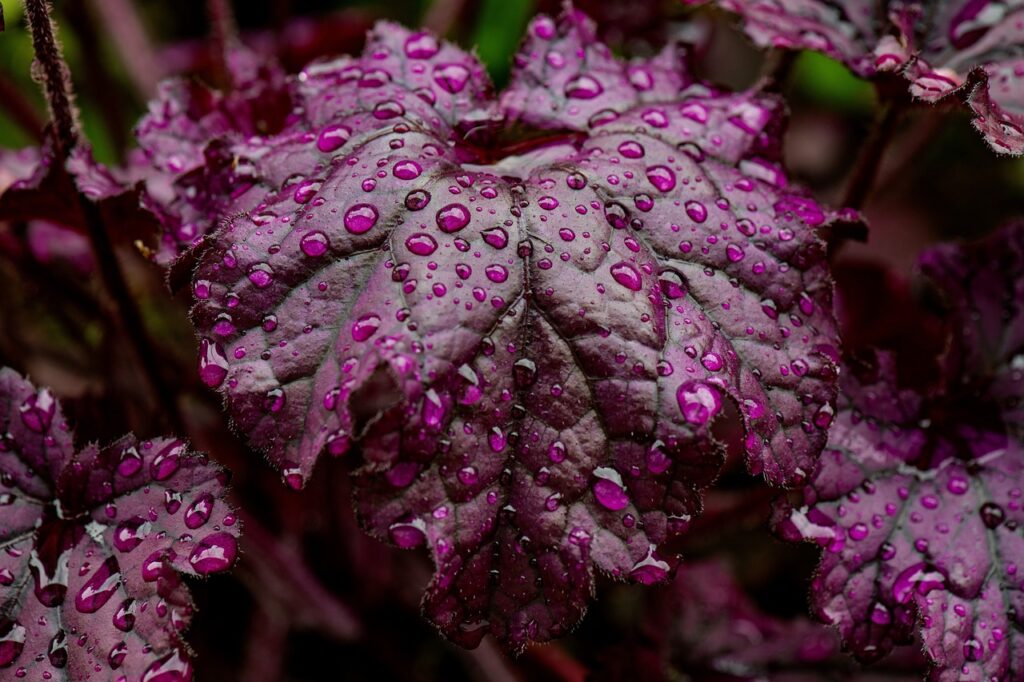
422, 389, 445, 427
592, 467, 629, 510
566, 172, 587, 190
184, 493, 215, 530
198, 339, 229, 388
300, 231, 330, 257
700, 352, 724, 372
188, 532, 238, 574
344, 203, 379, 234
351, 314, 381, 341
485, 264, 509, 283
404, 32, 439, 59
248, 262, 275, 288
646, 165, 676, 192
19, 388, 56, 433
618, 141, 645, 158
725, 243, 745, 262
481, 226, 509, 249
316, 123, 351, 153
389, 520, 426, 548
676, 382, 722, 425
151, 442, 182, 480
393, 160, 422, 180
75, 557, 120, 614
630, 546, 670, 584
436, 203, 470, 232
405, 232, 438, 256
892, 562, 946, 604
684, 200, 707, 223
433, 63, 470, 93
142, 648, 192, 682
565, 74, 603, 99
405, 189, 431, 211
610, 261, 643, 291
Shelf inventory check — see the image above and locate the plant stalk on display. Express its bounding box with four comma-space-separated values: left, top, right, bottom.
841, 101, 903, 210
23, 0, 183, 432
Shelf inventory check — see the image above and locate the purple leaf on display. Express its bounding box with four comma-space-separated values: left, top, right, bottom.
919, 221, 1024, 431
594, 559, 926, 681
0, 137, 158, 250
690, 0, 1024, 154
776, 350, 1024, 680
0, 367, 240, 679
189, 8, 838, 650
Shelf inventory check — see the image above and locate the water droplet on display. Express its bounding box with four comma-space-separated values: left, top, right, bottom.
422, 389, 445, 427
142, 648, 192, 682
433, 63, 470, 93
610, 262, 643, 291
248, 262, 274, 288
316, 123, 351, 153
564, 74, 603, 99
75, 557, 120, 614
344, 204, 379, 234
436, 203, 470, 232
389, 519, 426, 548
592, 467, 629, 510
404, 32, 439, 59
646, 165, 676, 192
405, 232, 438, 256
188, 532, 238, 574
405, 189, 431, 211
184, 493, 214, 530
618, 141, 645, 158
198, 339, 229, 388
891, 562, 946, 604
393, 160, 422, 180
485, 264, 509, 283
676, 382, 722, 425
300, 231, 330, 257
19, 388, 56, 433
630, 546, 670, 584
351, 314, 381, 341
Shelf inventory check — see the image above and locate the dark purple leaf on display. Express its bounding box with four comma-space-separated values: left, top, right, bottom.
0, 367, 240, 679
0, 137, 158, 250
776, 350, 1024, 681
135, 47, 293, 261
689, 0, 1024, 154
919, 221, 1024, 431
594, 559, 925, 681
189, 8, 839, 650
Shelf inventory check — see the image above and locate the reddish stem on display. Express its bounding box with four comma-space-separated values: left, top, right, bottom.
841, 101, 904, 210
23, 0, 78, 155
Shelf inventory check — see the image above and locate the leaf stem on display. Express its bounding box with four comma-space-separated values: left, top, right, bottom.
841, 100, 904, 210
23, 0, 78, 155
206, 0, 238, 88
23, 0, 184, 432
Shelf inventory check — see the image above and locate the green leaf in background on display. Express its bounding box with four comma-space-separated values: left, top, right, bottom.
789, 51, 876, 114
470, 0, 533, 88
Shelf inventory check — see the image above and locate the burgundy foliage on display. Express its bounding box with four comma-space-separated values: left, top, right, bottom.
688, 0, 1024, 155
0, 368, 240, 679
185, 7, 839, 650
776, 225, 1024, 680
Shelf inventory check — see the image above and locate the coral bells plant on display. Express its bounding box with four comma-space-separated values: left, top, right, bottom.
0, 0, 1021, 680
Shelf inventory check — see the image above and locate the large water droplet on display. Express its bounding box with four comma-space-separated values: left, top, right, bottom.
344, 203, 379, 234
565, 74, 603, 99
436, 203, 470, 232
592, 467, 629, 510
405, 232, 438, 256
610, 262, 643, 291
351, 314, 381, 341
300, 231, 330, 257
188, 532, 238, 575
75, 557, 120, 614
676, 382, 722, 425
433, 63, 470, 93
646, 165, 676, 192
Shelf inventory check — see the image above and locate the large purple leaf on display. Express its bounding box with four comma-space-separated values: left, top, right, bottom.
776, 350, 1024, 681
0, 368, 239, 679
189, 7, 839, 650
688, 0, 1024, 154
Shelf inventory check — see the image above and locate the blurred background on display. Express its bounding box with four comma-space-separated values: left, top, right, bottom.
0, 1, 1022, 679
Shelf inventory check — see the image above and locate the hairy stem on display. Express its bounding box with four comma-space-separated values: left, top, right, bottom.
23, 0, 78, 155
24, 0, 184, 432
841, 101, 904, 210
